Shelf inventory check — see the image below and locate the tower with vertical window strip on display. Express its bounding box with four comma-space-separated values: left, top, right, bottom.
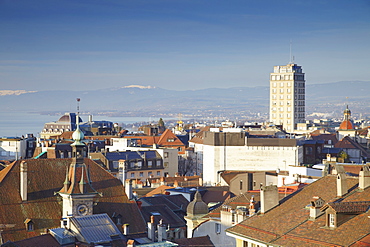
269, 63, 305, 132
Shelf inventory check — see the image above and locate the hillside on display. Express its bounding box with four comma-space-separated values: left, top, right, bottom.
0, 81, 369, 119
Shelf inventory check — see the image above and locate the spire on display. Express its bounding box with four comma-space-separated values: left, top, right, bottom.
72, 101, 84, 146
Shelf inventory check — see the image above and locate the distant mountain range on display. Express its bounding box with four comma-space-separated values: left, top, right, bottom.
1, 81, 369, 120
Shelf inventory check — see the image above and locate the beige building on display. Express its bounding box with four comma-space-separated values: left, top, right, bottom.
269, 63, 305, 132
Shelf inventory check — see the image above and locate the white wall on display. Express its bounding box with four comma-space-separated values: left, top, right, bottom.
0, 139, 26, 160
202, 145, 303, 185
193, 220, 236, 247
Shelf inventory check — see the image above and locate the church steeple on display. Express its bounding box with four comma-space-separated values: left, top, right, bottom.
57, 99, 99, 227
339, 105, 354, 130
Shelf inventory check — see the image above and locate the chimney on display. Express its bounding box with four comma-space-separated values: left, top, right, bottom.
249, 195, 256, 216
337, 173, 348, 197
198, 177, 203, 186
20, 161, 27, 201
157, 219, 167, 242
127, 239, 135, 247
260, 185, 279, 213
309, 196, 325, 220
359, 165, 370, 190
125, 180, 133, 200
147, 215, 156, 241
123, 224, 129, 235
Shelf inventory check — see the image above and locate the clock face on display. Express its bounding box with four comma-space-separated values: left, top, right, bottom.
77, 204, 88, 216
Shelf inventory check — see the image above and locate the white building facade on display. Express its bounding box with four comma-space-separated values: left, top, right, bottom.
201, 131, 303, 186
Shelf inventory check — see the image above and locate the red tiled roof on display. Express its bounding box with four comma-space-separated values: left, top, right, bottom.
323, 201, 370, 213
124, 129, 186, 153
339, 120, 354, 130
227, 175, 370, 246
0, 158, 146, 242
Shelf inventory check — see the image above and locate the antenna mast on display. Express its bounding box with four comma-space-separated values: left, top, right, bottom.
289, 41, 292, 64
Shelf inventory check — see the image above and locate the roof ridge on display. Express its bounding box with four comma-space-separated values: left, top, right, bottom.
0, 160, 17, 184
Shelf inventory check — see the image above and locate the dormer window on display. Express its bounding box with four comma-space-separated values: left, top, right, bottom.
321, 201, 370, 228
24, 218, 34, 231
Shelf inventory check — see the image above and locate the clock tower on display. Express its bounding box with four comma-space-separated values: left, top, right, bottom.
57, 109, 99, 227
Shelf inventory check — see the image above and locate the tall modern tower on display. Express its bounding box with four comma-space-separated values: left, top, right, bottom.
269, 63, 305, 132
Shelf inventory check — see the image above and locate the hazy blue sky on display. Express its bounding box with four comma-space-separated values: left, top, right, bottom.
0, 0, 369, 91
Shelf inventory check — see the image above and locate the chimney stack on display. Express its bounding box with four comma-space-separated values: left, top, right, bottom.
337, 173, 348, 197
359, 165, 370, 190
125, 180, 133, 200
249, 195, 256, 216
157, 219, 167, 242
20, 161, 27, 201
147, 215, 156, 241
123, 224, 129, 235
309, 196, 325, 220
260, 185, 278, 213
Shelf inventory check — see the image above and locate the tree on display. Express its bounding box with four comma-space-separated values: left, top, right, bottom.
158, 118, 165, 127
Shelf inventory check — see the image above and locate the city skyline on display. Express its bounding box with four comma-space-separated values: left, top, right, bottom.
1, 0, 370, 91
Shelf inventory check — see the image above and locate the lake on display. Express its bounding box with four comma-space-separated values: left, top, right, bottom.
0, 111, 173, 137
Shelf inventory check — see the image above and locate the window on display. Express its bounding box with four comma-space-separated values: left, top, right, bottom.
137, 161, 142, 168
157, 171, 161, 176
167, 138, 174, 142
329, 214, 335, 227
156, 160, 161, 167
130, 162, 135, 168
178, 147, 182, 151
139, 172, 144, 177
164, 152, 169, 158
148, 171, 153, 177
239, 180, 243, 190
148, 160, 153, 167
131, 173, 135, 178
113, 161, 119, 169
215, 223, 221, 234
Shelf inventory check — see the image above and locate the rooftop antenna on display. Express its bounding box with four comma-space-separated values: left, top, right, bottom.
289, 40, 292, 64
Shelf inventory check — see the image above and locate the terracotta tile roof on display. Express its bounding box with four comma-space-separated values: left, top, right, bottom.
350, 233, 370, 246
188, 126, 213, 144
339, 120, 354, 130
145, 185, 174, 197
227, 175, 370, 246
322, 201, 370, 213
124, 129, 186, 153
205, 191, 261, 220
174, 235, 214, 247
0, 158, 146, 242
202, 190, 233, 205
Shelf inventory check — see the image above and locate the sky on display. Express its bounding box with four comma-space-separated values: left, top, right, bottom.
0, 0, 369, 91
